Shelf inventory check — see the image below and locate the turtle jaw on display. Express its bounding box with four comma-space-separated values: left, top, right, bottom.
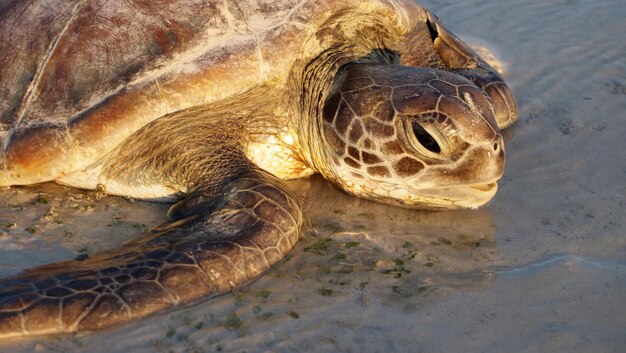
338, 179, 499, 210
404, 181, 500, 210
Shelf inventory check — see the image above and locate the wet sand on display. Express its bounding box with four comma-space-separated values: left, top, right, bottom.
1, 0, 625, 352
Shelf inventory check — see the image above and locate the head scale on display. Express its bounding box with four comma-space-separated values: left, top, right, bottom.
318, 64, 504, 209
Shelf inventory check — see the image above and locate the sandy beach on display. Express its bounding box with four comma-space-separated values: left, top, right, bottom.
1, 0, 625, 352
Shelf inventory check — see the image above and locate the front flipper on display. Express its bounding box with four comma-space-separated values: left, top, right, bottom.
0, 168, 301, 338
420, 11, 518, 129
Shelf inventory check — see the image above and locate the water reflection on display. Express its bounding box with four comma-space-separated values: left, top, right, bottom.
286, 175, 498, 311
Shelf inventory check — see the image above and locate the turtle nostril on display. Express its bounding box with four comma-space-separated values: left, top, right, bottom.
493, 142, 499, 151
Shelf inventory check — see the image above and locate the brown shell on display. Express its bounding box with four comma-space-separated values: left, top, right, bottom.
1, 0, 316, 132
0, 0, 432, 185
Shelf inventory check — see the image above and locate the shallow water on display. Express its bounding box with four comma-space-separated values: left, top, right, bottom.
1, 0, 626, 352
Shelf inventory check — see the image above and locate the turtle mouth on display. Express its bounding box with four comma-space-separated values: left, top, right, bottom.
469, 182, 498, 192
398, 182, 499, 210
428, 182, 498, 208
345, 181, 499, 210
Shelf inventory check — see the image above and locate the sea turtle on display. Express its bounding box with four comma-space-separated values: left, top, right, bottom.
0, 0, 517, 337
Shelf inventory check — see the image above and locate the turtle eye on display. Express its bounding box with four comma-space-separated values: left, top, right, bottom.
411, 122, 441, 153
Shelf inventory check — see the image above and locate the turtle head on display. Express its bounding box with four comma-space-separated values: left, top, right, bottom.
318, 64, 504, 209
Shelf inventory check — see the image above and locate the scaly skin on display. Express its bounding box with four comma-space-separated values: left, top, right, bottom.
314, 64, 504, 209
